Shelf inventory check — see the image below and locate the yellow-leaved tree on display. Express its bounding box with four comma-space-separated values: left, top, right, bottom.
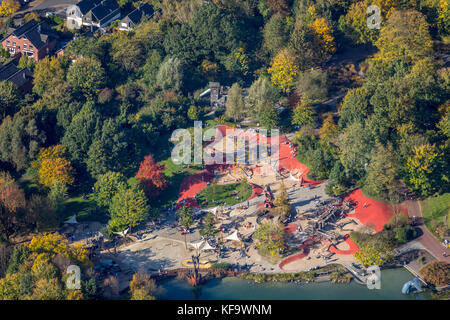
268, 49, 299, 93
311, 18, 336, 59
32, 145, 74, 187
319, 115, 339, 143
406, 143, 442, 196
0, 0, 20, 17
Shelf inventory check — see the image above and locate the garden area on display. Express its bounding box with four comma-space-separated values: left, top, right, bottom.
195, 182, 253, 208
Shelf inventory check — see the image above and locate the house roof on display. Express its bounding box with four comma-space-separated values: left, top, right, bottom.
124, 3, 154, 25
77, 0, 103, 15
10, 20, 39, 38
0, 63, 33, 88
8, 20, 56, 50
90, 0, 120, 23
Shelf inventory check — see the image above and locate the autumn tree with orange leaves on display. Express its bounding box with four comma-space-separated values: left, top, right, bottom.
136, 155, 167, 199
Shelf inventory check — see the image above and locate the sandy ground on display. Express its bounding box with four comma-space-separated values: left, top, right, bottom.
115, 237, 190, 271
113, 178, 363, 275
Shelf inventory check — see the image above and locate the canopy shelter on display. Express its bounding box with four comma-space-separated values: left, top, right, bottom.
202, 242, 215, 251
114, 228, 129, 237
189, 240, 205, 250
64, 215, 78, 224
224, 230, 241, 242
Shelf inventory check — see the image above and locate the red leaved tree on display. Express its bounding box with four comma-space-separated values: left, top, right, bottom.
136, 155, 167, 199
0, 173, 25, 240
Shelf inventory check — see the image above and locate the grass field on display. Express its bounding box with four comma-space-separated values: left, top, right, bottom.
421, 193, 450, 239
63, 194, 108, 223
196, 182, 252, 208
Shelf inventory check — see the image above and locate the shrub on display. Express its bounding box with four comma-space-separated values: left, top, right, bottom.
210, 262, 231, 270
419, 261, 450, 286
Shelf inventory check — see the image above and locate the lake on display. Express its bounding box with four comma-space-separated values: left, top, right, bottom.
156, 268, 432, 300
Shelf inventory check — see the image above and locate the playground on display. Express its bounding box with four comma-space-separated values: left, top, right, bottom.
121, 124, 411, 275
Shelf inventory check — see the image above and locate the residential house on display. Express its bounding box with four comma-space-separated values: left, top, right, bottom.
118, 3, 154, 31
0, 62, 33, 93
66, 0, 120, 30
1, 20, 57, 62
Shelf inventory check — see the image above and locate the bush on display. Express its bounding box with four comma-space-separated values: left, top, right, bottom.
394, 225, 417, 244
419, 261, 450, 286
210, 262, 231, 270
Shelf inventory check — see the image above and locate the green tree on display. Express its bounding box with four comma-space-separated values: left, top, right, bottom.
406, 143, 444, 196
61, 103, 101, 163
67, 57, 106, 98
0, 115, 45, 171
87, 118, 131, 177
376, 10, 433, 63
263, 13, 290, 56
109, 184, 150, 233
253, 221, 286, 258
288, 23, 317, 69
337, 122, 374, 179
17, 55, 35, 71
156, 57, 183, 92
200, 213, 216, 238
247, 76, 279, 116
93, 171, 127, 209
225, 83, 245, 122
32, 57, 65, 97
111, 35, 145, 73
292, 102, 316, 128
338, 1, 380, 44
297, 69, 328, 103
187, 105, 199, 120
65, 36, 103, 60
364, 143, 398, 200
338, 87, 372, 129
259, 104, 279, 130
48, 181, 68, 214
177, 205, 193, 249
0, 80, 19, 121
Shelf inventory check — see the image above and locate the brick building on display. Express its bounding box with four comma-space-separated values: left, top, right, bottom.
1, 20, 57, 62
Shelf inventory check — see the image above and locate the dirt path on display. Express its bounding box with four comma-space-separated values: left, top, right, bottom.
404, 200, 450, 262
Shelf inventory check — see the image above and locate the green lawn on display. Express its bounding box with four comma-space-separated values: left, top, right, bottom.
420, 193, 450, 233
63, 194, 108, 223
196, 182, 252, 208
155, 158, 203, 210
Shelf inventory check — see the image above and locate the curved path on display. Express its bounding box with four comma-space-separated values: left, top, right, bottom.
278, 245, 310, 270
404, 200, 450, 262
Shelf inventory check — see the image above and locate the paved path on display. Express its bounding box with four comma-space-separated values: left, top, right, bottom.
404, 200, 450, 263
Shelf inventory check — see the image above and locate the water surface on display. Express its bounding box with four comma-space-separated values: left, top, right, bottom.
156, 268, 431, 300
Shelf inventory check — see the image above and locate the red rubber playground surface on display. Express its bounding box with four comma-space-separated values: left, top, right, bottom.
276, 135, 324, 187
175, 126, 324, 208
328, 234, 359, 255
344, 189, 408, 233
176, 169, 214, 209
